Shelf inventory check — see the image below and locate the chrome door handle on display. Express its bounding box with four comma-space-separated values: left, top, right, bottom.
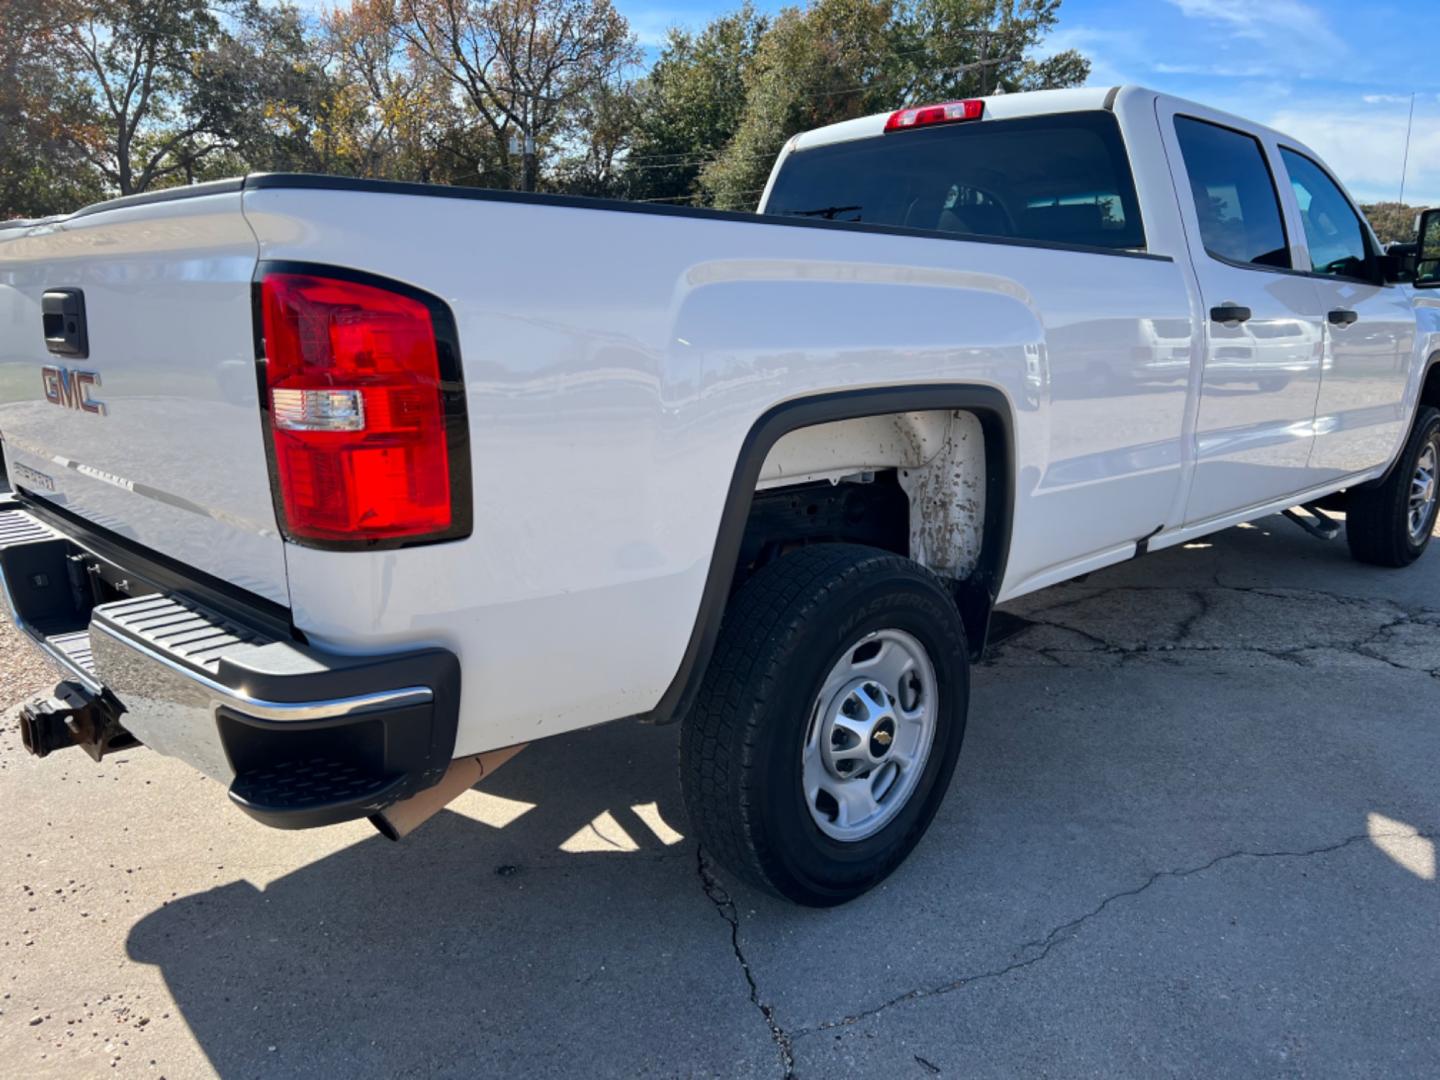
1327, 309, 1358, 327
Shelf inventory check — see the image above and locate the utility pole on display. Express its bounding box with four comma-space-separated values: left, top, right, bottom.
1399, 91, 1416, 206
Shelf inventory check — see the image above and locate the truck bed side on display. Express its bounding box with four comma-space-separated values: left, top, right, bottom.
241, 176, 1196, 753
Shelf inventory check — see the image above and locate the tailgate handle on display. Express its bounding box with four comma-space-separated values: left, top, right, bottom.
42, 288, 89, 359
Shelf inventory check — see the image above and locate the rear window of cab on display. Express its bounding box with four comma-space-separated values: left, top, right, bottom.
763, 111, 1146, 252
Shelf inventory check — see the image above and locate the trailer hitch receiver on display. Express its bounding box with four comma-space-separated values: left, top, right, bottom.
18, 681, 136, 761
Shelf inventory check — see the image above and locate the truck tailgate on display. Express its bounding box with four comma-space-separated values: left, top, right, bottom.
0, 188, 286, 605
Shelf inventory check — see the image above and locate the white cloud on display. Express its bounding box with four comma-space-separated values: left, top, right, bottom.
1033, 25, 1147, 87
1265, 103, 1440, 205
1363, 93, 1411, 105
1154, 62, 1269, 78
1166, 0, 1342, 58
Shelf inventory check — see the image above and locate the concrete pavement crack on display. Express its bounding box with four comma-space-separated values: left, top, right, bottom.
1174, 588, 1210, 643
799, 829, 1436, 1038
696, 847, 796, 1079
992, 582, 1440, 673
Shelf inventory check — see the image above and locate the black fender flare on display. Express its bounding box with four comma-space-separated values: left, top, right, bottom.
648, 384, 1015, 725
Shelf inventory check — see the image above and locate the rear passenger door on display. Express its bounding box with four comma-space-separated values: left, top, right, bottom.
1160, 106, 1328, 525
1275, 147, 1415, 477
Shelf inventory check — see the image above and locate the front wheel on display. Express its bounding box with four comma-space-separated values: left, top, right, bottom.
680, 544, 969, 906
1347, 406, 1440, 567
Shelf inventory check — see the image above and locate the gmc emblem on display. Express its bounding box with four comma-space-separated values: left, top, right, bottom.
42, 365, 106, 415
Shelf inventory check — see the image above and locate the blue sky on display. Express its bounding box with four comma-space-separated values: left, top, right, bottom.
623, 0, 1439, 206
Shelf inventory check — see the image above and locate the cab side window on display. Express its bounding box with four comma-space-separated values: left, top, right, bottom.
1173, 116, 1291, 269
1279, 148, 1372, 280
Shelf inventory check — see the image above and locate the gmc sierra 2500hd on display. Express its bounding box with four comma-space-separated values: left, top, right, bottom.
2, 86, 1438, 906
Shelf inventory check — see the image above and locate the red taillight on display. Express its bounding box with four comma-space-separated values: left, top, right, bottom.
259, 271, 458, 544
884, 99, 984, 133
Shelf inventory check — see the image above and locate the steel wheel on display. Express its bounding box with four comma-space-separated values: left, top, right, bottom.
802, 628, 938, 842
1409, 441, 1438, 542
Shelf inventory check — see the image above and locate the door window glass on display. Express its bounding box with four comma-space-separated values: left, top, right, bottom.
1173, 116, 1290, 269
1280, 148, 1371, 279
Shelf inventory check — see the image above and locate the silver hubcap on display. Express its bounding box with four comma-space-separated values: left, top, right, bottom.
802, 629, 938, 842
1410, 442, 1438, 542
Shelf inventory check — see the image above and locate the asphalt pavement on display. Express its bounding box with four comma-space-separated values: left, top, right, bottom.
1, 515, 1437, 1078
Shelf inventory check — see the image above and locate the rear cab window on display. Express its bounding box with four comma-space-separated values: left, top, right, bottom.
763, 111, 1146, 252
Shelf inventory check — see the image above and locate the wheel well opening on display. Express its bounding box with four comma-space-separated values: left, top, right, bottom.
736, 471, 911, 588
1423, 360, 1440, 412
735, 406, 1007, 657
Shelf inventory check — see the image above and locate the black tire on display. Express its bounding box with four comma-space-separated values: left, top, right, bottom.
1347, 406, 1440, 568
680, 543, 969, 907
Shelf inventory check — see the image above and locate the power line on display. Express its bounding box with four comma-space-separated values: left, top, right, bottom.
635, 187, 766, 204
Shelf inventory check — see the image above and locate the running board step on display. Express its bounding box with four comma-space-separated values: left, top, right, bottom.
1282, 503, 1342, 541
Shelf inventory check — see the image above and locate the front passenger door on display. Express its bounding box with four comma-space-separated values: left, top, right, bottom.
1276, 148, 1415, 477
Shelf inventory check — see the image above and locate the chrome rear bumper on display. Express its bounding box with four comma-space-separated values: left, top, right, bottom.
0, 499, 460, 828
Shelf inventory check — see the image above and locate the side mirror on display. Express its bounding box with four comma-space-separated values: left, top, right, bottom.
1376, 251, 1404, 284
1418, 208, 1440, 288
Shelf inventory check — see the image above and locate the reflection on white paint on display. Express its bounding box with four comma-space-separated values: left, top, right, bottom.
560, 811, 640, 853
1368, 812, 1436, 880
449, 790, 536, 829
631, 802, 685, 846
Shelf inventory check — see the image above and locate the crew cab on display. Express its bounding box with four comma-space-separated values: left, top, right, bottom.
2, 86, 1438, 906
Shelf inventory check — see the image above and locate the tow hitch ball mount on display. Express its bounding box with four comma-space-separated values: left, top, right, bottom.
18, 681, 136, 761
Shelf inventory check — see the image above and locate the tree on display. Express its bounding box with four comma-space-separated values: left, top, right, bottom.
1362, 202, 1425, 247
620, 5, 768, 205
319, 0, 479, 182
0, 1, 106, 218
217, 0, 348, 176
3, 0, 1092, 215
394, 0, 639, 191
57, 0, 249, 195
552, 81, 641, 196
887, 0, 1089, 104
700, 0, 1090, 209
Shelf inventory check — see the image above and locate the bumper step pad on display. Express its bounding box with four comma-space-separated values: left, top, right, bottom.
92, 593, 270, 675
229, 756, 408, 821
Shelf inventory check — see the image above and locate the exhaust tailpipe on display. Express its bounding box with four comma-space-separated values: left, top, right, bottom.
370, 743, 527, 841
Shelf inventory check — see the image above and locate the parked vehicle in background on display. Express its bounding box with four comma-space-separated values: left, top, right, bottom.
2, 86, 1438, 906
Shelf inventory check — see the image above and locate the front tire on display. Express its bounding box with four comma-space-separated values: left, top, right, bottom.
680, 544, 969, 907
1347, 406, 1440, 567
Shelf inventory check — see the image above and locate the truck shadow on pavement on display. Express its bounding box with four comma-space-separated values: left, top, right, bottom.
123, 519, 1440, 1078
122, 718, 786, 1078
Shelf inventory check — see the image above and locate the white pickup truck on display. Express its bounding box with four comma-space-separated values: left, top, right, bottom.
3, 86, 1438, 905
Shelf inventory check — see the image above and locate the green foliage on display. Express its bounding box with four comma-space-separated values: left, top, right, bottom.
1361, 202, 1426, 247
620, 5, 768, 204
0, 0, 1091, 216
552, 82, 643, 197
0, 2, 106, 217
57, 0, 239, 194
701, 0, 1091, 210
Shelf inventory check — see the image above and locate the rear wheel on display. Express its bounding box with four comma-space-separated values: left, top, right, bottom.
1347, 406, 1440, 567
680, 544, 969, 907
